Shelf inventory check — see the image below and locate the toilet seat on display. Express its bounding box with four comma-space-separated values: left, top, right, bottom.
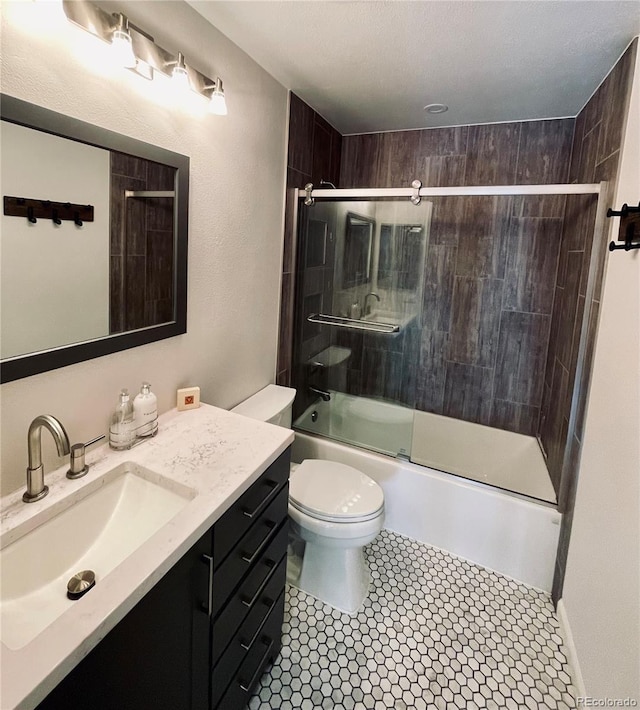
289, 498, 383, 523
289, 459, 384, 523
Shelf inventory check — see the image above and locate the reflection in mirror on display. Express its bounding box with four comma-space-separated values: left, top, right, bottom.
343, 212, 375, 288
378, 224, 424, 291
0, 94, 188, 383
1, 123, 111, 359
109, 153, 176, 334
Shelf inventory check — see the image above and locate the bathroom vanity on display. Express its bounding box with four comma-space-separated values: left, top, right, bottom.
0, 404, 293, 710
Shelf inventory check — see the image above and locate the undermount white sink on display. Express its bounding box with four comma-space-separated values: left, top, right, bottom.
0, 462, 195, 650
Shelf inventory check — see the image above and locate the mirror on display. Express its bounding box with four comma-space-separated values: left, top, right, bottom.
0, 95, 189, 383
343, 212, 375, 288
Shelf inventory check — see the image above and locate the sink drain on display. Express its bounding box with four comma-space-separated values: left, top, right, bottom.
67, 570, 96, 600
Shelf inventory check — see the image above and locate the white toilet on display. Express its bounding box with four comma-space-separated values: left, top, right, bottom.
231, 384, 384, 614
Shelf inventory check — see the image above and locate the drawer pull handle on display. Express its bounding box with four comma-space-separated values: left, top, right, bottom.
241, 556, 280, 608
241, 522, 276, 565
241, 480, 279, 519
240, 597, 277, 651
239, 638, 275, 693
201, 553, 214, 617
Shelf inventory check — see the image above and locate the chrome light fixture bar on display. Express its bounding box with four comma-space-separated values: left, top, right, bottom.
62, 0, 227, 111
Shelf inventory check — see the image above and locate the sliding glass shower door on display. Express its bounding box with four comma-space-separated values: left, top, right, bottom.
292, 197, 432, 458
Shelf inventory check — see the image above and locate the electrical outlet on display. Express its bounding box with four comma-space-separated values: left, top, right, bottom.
177, 386, 200, 411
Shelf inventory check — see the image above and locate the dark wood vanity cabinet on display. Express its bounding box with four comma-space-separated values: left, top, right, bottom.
37, 449, 290, 710
206, 450, 289, 710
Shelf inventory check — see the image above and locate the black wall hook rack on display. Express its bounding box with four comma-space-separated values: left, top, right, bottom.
3, 196, 94, 225
609, 217, 640, 252
609, 241, 640, 252
606, 202, 640, 218
607, 200, 640, 254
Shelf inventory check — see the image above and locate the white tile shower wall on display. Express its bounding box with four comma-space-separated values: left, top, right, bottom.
293, 433, 561, 591
0, 1, 288, 495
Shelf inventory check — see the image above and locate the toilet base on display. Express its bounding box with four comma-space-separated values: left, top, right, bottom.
294, 542, 371, 615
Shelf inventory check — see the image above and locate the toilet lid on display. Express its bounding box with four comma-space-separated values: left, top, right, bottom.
290, 460, 384, 521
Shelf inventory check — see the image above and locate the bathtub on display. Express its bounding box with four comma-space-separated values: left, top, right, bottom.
295, 392, 556, 502
293, 395, 561, 592
295, 391, 414, 457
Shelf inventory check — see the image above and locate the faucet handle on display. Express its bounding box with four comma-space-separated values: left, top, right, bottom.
67, 443, 88, 479
66, 435, 105, 480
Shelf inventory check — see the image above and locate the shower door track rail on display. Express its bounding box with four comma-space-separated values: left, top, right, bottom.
299, 183, 602, 200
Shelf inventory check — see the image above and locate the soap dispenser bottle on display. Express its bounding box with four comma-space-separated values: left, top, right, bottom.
133, 382, 158, 437
109, 389, 135, 450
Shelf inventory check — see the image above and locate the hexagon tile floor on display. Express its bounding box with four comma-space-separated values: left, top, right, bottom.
248, 529, 576, 710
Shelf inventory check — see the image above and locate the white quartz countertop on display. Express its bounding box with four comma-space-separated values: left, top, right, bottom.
0, 403, 293, 710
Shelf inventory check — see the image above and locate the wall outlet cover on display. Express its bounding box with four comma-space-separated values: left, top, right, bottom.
177, 386, 200, 411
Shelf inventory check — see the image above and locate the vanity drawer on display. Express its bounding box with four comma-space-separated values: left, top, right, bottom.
211, 574, 286, 705
211, 523, 287, 660
212, 484, 288, 617
212, 551, 287, 667
213, 449, 290, 568
212, 589, 285, 710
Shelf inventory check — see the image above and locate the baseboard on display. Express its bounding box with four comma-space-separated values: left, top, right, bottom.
557, 599, 587, 699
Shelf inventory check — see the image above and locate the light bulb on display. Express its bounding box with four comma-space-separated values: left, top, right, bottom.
171, 52, 191, 92
209, 78, 227, 116
209, 90, 227, 116
172, 65, 190, 91
111, 20, 136, 69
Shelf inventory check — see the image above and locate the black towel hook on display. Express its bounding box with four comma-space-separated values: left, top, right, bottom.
52, 208, 62, 226
27, 206, 37, 224
609, 221, 639, 252
73, 211, 83, 227
607, 202, 640, 218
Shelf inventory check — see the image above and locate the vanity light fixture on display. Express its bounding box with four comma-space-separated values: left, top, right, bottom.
111, 13, 136, 69
62, 0, 227, 115
208, 78, 228, 116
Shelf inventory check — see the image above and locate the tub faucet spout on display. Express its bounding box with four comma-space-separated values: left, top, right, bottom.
364, 292, 381, 315
23, 415, 71, 503
309, 386, 331, 402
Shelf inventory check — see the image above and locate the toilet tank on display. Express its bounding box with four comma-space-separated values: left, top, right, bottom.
230, 385, 296, 428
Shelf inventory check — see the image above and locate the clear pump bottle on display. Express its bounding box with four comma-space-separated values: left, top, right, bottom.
109, 389, 135, 450
133, 382, 158, 437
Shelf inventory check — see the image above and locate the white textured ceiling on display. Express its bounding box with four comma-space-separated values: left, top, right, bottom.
188, 1, 640, 134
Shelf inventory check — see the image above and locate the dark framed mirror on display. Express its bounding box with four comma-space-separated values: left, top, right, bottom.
343, 212, 375, 288
0, 94, 189, 383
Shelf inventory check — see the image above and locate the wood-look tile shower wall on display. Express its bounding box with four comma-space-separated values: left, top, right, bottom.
340, 119, 574, 437
277, 94, 342, 387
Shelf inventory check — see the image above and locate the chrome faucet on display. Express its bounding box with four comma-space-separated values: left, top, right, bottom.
23, 415, 71, 503
364, 292, 381, 315
309, 386, 331, 402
